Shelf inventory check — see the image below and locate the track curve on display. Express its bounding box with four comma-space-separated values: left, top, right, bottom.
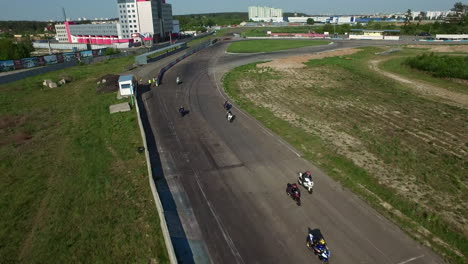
142, 40, 445, 264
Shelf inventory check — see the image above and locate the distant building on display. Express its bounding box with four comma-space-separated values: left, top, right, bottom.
172, 20, 180, 34
410, 10, 453, 20
118, 0, 173, 40
55, 21, 123, 44
248, 6, 283, 22
55, 0, 174, 44
287, 16, 354, 24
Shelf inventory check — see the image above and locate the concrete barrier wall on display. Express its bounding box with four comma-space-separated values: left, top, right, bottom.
349, 35, 384, 40
384, 36, 400, 40
134, 89, 178, 264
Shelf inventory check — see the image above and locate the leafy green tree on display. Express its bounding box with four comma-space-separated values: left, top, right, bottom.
322, 23, 333, 34
405, 9, 412, 26
452, 2, 468, 16
0, 39, 15, 60
306, 18, 315, 25
206, 19, 215, 27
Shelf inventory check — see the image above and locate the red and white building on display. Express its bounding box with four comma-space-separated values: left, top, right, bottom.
55, 0, 173, 45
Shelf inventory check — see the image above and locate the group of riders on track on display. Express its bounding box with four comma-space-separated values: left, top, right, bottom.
286, 171, 330, 262
176, 75, 329, 262
176, 76, 235, 122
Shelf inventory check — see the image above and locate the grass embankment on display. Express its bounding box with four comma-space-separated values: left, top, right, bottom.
227, 39, 329, 53
224, 47, 467, 264
0, 57, 169, 263
380, 49, 468, 94
405, 53, 468, 79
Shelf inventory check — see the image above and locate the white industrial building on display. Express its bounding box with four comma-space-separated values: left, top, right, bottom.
410, 10, 453, 20
288, 16, 355, 24
248, 6, 284, 22
118, 0, 173, 40
55, 0, 173, 44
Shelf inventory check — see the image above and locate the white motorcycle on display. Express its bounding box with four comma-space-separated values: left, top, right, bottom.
226, 111, 235, 122
298, 173, 314, 194
176, 76, 181, 84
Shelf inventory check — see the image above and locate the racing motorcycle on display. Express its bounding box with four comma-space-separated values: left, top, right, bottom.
307, 241, 331, 263
179, 107, 188, 117
176, 76, 182, 85
298, 172, 314, 194
223, 101, 232, 110
286, 183, 301, 206
226, 111, 235, 123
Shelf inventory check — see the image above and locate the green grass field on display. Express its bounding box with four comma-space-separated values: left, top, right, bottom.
227, 39, 329, 53
0, 58, 169, 263
380, 55, 468, 95
224, 47, 467, 264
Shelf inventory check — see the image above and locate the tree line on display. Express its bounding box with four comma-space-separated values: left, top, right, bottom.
174, 12, 248, 31
401, 2, 468, 35
0, 38, 34, 60
0, 21, 51, 35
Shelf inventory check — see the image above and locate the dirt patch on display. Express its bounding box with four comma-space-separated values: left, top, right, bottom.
96, 74, 120, 93
11, 132, 32, 146
449, 78, 468, 86
407, 45, 468, 53
369, 59, 468, 109
257, 48, 360, 70
0, 115, 26, 129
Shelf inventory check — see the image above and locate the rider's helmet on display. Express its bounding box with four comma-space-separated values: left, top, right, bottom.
319, 239, 326, 245
292, 183, 298, 188
306, 171, 311, 175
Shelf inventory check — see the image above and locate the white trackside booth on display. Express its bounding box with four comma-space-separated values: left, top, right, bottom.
118, 75, 135, 96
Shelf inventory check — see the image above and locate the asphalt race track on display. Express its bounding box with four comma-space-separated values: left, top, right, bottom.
140, 40, 445, 263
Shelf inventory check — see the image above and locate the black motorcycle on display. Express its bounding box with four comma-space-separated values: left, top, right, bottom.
286, 183, 301, 206
223, 101, 232, 110
179, 107, 188, 117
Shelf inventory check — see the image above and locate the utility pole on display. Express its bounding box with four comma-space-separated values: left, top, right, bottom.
48, 39, 52, 55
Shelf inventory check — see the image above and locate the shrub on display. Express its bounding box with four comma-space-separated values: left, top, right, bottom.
104, 48, 121, 56
405, 53, 468, 79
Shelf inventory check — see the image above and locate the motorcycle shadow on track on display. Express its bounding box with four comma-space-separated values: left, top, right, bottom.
136, 84, 195, 262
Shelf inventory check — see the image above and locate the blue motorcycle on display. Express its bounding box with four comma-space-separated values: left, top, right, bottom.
307, 241, 331, 262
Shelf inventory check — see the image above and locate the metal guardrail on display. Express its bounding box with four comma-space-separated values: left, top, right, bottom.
135, 43, 187, 65
156, 40, 215, 85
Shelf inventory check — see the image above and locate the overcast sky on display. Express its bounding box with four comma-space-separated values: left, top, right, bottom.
0, 0, 461, 21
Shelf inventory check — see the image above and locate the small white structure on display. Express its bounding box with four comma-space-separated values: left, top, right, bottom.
118, 75, 135, 96
435, 34, 468, 40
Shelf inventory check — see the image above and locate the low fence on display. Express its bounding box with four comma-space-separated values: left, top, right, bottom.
33, 42, 118, 51
0, 48, 147, 85
0, 48, 108, 73
247, 36, 330, 40
349, 35, 400, 40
